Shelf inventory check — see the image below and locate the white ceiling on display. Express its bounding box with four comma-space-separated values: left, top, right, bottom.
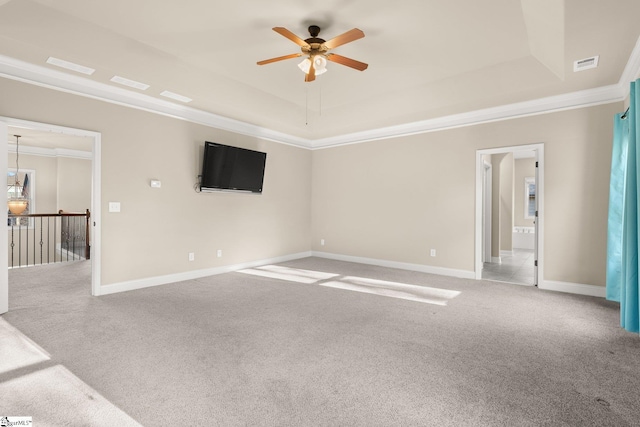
1, 0, 640, 143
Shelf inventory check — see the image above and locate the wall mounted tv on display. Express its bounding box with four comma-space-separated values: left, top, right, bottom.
200, 142, 267, 193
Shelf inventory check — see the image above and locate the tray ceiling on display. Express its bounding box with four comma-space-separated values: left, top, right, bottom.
1, 0, 639, 143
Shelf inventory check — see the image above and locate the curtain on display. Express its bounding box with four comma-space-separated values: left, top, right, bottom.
606, 112, 629, 301
607, 79, 640, 333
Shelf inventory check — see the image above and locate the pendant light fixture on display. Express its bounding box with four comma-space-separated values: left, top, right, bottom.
7, 134, 28, 215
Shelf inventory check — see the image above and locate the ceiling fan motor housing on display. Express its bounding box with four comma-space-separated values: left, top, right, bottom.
303, 25, 326, 47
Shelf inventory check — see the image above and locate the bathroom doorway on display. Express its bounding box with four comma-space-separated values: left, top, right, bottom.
475, 144, 543, 286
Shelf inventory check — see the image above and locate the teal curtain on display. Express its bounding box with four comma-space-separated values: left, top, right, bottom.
607, 79, 640, 333
606, 112, 629, 301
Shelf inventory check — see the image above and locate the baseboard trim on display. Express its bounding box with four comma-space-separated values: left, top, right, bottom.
539, 280, 606, 298
491, 256, 502, 264
98, 250, 605, 299
311, 251, 475, 280
98, 251, 313, 296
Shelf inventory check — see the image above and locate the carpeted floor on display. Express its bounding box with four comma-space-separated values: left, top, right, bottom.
1, 258, 639, 426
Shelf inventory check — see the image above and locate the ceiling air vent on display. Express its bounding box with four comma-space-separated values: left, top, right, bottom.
573, 55, 599, 72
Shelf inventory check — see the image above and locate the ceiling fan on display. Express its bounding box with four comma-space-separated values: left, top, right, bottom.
257, 25, 368, 82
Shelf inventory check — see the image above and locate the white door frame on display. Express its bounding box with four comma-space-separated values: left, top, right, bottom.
475, 143, 544, 285
1, 123, 7, 314
482, 161, 492, 263
1, 117, 102, 307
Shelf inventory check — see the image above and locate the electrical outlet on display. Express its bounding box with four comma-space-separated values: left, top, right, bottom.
430, 249, 436, 257
217, 249, 222, 258
188, 252, 195, 261
320, 239, 325, 246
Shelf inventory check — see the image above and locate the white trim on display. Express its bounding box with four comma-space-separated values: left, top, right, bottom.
313, 251, 603, 299
311, 251, 476, 280
7, 143, 92, 160
1, 116, 102, 298
99, 251, 312, 296
539, 280, 606, 298
311, 85, 624, 149
91, 133, 102, 297
55, 243, 87, 261
535, 147, 544, 287
2, 32, 640, 150
491, 257, 502, 264
0, 123, 7, 314
0, 55, 311, 150
619, 35, 640, 99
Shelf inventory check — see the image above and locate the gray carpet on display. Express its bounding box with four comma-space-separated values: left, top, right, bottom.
2, 258, 639, 426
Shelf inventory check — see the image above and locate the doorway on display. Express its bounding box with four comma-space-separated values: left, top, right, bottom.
1, 118, 101, 315
475, 144, 543, 287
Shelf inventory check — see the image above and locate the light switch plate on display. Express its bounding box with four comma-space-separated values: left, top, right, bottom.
109, 202, 121, 213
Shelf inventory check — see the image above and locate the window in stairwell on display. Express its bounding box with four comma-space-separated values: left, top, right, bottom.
7, 169, 35, 227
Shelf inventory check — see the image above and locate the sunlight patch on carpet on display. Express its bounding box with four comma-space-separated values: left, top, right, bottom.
239, 266, 461, 306
0, 318, 50, 375
0, 365, 142, 426
321, 276, 461, 306
239, 265, 340, 284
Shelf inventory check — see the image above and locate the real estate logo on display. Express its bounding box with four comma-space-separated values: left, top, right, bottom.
0, 417, 32, 427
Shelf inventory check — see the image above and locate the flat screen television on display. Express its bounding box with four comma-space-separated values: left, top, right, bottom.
200, 142, 267, 193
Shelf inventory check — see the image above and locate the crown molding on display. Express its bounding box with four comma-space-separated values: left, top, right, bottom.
0, 55, 312, 150
311, 84, 626, 149
7, 143, 92, 159
2, 34, 640, 151
619, 34, 640, 98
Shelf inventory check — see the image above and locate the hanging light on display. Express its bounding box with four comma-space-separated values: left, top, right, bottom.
298, 55, 328, 76
7, 134, 28, 215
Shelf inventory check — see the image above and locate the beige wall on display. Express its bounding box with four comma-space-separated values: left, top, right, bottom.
490, 153, 504, 258
2, 77, 619, 288
1, 78, 312, 286
499, 153, 514, 252
57, 157, 91, 213
312, 102, 619, 286
514, 158, 536, 227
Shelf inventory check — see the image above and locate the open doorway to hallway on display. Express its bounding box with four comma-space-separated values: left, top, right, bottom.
475, 144, 544, 287
6, 127, 93, 286
2, 118, 102, 315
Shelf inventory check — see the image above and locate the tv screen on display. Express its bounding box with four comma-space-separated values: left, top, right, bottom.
200, 142, 267, 193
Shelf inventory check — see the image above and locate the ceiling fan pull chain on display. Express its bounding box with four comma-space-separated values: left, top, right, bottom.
305, 85, 309, 126
319, 81, 322, 117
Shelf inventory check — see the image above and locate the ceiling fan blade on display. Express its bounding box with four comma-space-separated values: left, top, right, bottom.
273, 27, 309, 47
323, 28, 365, 49
305, 59, 316, 82
326, 54, 368, 71
257, 53, 303, 65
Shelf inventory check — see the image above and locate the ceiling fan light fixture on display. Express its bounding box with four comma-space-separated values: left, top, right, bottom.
257, 26, 367, 82
298, 55, 327, 76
